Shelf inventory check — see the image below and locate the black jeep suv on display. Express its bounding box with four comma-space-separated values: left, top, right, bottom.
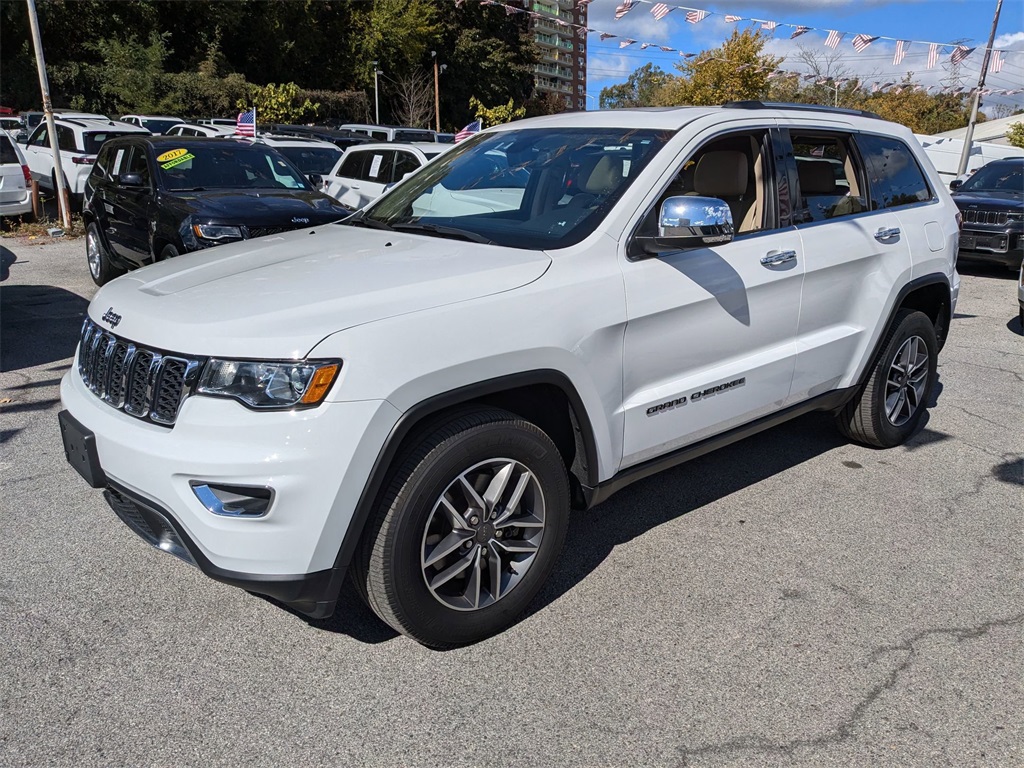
951, 158, 1023, 270
82, 136, 351, 285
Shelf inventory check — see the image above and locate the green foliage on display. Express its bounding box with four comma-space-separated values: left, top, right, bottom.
1006, 121, 1024, 149
524, 91, 570, 118
599, 63, 667, 109
239, 83, 319, 124
87, 32, 175, 115
469, 96, 525, 128
655, 30, 783, 106
349, 0, 439, 90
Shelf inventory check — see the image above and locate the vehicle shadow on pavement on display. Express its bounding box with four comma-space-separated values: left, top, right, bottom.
1, 245, 15, 281
258, 580, 400, 644
1, 284, 88, 372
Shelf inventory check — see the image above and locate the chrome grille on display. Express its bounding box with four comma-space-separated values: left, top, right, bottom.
961, 209, 1009, 225
77, 319, 204, 427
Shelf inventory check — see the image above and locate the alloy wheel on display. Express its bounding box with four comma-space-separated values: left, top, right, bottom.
884, 335, 929, 426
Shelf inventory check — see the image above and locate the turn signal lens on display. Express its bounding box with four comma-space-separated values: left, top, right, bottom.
300, 364, 340, 405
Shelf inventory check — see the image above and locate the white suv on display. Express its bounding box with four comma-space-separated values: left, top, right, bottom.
22, 117, 148, 203
324, 141, 447, 208
59, 104, 960, 648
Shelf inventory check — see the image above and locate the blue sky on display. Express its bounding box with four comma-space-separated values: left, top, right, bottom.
582, 0, 1024, 111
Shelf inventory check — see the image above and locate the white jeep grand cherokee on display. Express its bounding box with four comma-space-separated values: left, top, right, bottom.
60, 103, 961, 648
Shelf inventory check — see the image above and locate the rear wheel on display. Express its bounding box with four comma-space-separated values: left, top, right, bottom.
356, 408, 570, 648
86, 222, 124, 286
158, 242, 180, 261
836, 309, 938, 448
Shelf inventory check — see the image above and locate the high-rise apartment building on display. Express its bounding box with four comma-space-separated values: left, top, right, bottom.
529, 0, 588, 111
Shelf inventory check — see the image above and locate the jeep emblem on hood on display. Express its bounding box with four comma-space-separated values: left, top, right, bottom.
101, 307, 122, 328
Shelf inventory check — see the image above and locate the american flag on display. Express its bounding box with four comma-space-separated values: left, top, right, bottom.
454, 120, 481, 143
614, 0, 633, 20
619, 39, 635, 48
236, 108, 256, 136
659, 46, 675, 52
990, 50, 1004, 73
577, 27, 589, 39
650, 3, 671, 21
685, 9, 707, 24
927, 43, 940, 69
893, 40, 909, 66
640, 42, 650, 49
724, 15, 742, 23
852, 34, 878, 52
790, 26, 810, 39
761, 20, 777, 32
950, 45, 974, 65
599, 32, 616, 41
824, 30, 844, 49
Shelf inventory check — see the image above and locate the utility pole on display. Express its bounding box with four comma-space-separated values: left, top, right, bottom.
432, 51, 441, 133
956, 0, 1003, 177
25, 0, 71, 230
372, 62, 381, 124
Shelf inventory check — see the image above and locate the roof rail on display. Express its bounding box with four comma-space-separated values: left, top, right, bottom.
722, 101, 882, 120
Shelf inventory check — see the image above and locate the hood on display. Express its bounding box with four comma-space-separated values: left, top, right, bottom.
89, 224, 551, 358
165, 189, 349, 223
952, 191, 1023, 209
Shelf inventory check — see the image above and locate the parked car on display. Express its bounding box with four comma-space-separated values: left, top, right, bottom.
81, 136, 350, 285
196, 118, 237, 127
19, 110, 108, 134
120, 115, 184, 135
338, 123, 437, 143
259, 124, 373, 151
0, 129, 33, 219
324, 141, 447, 208
21, 117, 149, 206
950, 158, 1023, 270
1018, 260, 1024, 330
60, 103, 961, 648
242, 134, 343, 191
165, 122, 236, 138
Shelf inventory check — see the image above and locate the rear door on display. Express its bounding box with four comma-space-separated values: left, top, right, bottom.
332, 148, 394, 208
0, 132, 28, 205
22, 124, 53, 186
783, 125, 913, 400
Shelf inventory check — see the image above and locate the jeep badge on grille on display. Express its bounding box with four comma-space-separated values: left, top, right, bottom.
101, 307, 122, 328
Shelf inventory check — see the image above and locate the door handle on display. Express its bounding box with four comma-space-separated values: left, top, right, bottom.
875, 227, 901, 241
760, 249, 797, 267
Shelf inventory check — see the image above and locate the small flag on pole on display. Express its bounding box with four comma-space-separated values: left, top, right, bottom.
724, 15, 742, 23
790, 26, 810, 39
651, 3, 671, 21
454, 120, 481, 143
852, 34, 878, 52
824, 30, 844, 49
950, 45, 974, 65
761, 20, 777, 32
990, 50, 1004, 73
893, 41, 909, 66
685, 9, 707, 24
614, 0, 633, 20
236, 108, 256, 137
927, 43, 939, 69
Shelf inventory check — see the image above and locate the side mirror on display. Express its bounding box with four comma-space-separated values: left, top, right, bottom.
308, 173, 324, 188
635, 196, 735, 256
949, 179, 963, 192
118, 172, 145, 187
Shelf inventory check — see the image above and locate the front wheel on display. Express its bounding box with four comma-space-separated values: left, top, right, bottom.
356, 408, 570, 648
836, 309, 938, 448
86, 222, 125, 287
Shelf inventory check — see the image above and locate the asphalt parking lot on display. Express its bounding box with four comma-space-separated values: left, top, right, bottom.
1, 236, 1021, 767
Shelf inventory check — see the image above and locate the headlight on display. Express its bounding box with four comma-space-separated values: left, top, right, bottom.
197, 359, 341, 409
193, 224, 243, 241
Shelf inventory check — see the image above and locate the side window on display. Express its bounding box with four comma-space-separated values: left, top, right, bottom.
363, 150, 395, 183
125, 146, 151, 187
370, 130, 389, 142
856, 134, 932, 210
30, 125, 48, 147
337, 151, 368, 179
0, 134, 17, 164
393, 151, 420, 181
57, 126, 78, 152
790, 132, 866, 224
93, 145, 114, 181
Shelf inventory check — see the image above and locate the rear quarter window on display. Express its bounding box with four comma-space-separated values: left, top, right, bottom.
0, 134, 18, 164
856, 134, 933, 210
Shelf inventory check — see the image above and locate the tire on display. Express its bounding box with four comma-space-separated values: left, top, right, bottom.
158, 243, 180, 261
836, 309, 938, 448
355, 408, 570, 648
85, 222, 125, 287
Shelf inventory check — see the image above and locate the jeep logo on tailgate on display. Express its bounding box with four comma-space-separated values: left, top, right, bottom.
101, 307, 122, 328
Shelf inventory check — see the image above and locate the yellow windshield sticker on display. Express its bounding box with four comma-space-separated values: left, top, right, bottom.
161, 152, 194, 170
156, 148, 188, 163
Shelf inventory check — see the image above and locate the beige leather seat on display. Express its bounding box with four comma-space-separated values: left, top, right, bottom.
691, 150, 755, 232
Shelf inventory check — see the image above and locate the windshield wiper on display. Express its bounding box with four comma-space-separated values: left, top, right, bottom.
344, 212, 394, 231
389, 222, 496, 245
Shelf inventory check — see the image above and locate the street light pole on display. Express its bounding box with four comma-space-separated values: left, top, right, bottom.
372, 61, 381, 124
956, 0, 1003, 177
432, 51, 440, 133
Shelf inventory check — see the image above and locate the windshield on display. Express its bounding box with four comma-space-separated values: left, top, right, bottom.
277, 146, 342, 175
358, 128, 672, 249
959, 163, 1024, 195
155, 144, 312, 191
141, 118, 181, 134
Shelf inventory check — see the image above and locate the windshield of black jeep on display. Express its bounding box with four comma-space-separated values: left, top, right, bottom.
959, 163, 1024, 195
155, 144, 311, 191
358, 128, 672, 249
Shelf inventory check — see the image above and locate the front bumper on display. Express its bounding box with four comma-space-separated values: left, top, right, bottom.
957, 227, 1023, 268
60, 365, 401, 615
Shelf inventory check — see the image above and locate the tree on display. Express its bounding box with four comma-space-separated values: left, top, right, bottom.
599, 63, 668, 109
654, 29, 783, 106
469, 96, 525, 128
768, 46, 864, 109
391, 70, 435, 129
1007, 122, 1024, 149
87, 32, 175, 115
524, 91, 570, 118
860, 76, 973, 134
241, 82, 319, 124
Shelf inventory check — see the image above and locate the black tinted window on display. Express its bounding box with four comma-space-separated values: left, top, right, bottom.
57, 126, 78, 151
338, 151, 369, 179
83, 132, 134, 155
30, 126, 48, 147
126, 146, 151, 186
0, 134, 17, 164
959, 163, 1024, 193
277, 146, 342, 175
393, 151, 421, 180
93, 144, 115, 181
857, 134, 932, 210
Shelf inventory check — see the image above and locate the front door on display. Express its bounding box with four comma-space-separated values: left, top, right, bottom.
106, 145, 155, 264
620, 127, 804, 469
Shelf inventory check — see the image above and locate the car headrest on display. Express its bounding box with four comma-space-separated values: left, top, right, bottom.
797, 160, 838, 195
582, 155, 624, 194
693, 150, 747, 198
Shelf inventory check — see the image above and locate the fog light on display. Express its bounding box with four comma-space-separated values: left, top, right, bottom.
191, 482, 273, 517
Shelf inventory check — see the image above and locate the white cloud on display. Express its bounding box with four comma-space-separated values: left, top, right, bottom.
993, 31, 1024, 49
